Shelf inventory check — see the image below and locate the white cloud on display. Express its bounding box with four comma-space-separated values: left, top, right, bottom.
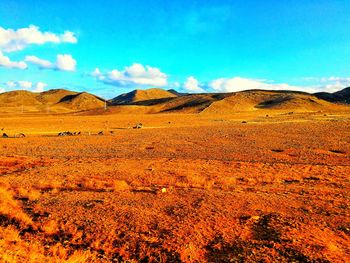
56, 54, 76, 71
25, 55, 53, 69
5, 80, 47, 92
61, 31, 78, 44
209, 77, 303, 93
0, 87, 5, 93
25, 54, 76, 71
0, 51, 27, 69
0, 25, 77, 52
318, 77, 350, 92
33, 82, 47, 92
17, 81, 32, 89
93, 63, 168, 87
302, 76, 350, 93
184, 76, 205, 92
91, 67, 102, 77
6, 81, 16, 88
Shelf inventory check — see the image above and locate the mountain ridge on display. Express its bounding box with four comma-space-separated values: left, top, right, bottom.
0, 87, 349, 114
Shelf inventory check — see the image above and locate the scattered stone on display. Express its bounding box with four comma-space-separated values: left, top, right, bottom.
133, 123, 143, 129
2, 133, 9, 138
241, 121, 247, 124
283, 179, 300, 184
58, 131, 74, 136
329, 149, 346, 154
98, 131, 104, 135
161, 188, 167, 193
303, 176, 320, 181
271, 149, 284, 153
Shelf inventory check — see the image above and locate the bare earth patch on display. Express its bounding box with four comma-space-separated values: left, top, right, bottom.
0, 112, 349, 262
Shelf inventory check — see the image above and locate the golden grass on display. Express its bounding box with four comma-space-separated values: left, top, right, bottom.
0, 183, 100, 262
0, 183, 33, 227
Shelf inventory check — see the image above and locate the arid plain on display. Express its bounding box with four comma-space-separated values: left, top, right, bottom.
0, 89, 350, 262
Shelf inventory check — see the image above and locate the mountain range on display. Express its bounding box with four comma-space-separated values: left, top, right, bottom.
0, 87, 349, 114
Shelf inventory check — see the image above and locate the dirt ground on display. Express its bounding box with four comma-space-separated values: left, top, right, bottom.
0, 111, 350, 262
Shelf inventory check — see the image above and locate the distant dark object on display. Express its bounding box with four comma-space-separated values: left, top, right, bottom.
109, 131, 114, 134
58, 131, 74, 136
271, 149, 284, 153
16, 133, 26, 138
284, 179, 300, 184
241, 121, 247, 124
98, 131, 104, 135
288, 112, 294, 115
2, 133, 8, 138
329, 149, 346, 154
266, 115, 269, 117
133, 123, 143, 129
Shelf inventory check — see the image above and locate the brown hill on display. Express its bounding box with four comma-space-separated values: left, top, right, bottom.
155, 94, 226, 113
56, 92, 105, 111
315, 87, 350, 104
0, 90, 43, 106
1, 88, 349, 114
202, 90, 346, 114
110, 88, 177, 105
36, 89, 78, 105
0, 89, 104, 113
0, 91, 43, 113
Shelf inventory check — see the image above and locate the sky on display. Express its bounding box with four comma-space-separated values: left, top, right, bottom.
0, 0, 350, 98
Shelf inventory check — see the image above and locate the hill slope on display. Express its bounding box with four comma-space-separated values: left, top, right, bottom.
56, 92, 105, 111
202, 91, 346, 114
110, 88, 177, 105
0, 89, 105, 113
0, 88, 349, 114
315, 87, 350, 104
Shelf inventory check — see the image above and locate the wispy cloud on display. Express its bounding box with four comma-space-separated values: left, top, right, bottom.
0, 51, 27, 69
25, 54, 77, 71
301, 76, 350, 93
4, 80, 47, 92
92, 63, 167, 87
25, 55, 53, 69
209, 77, 304, 93
0, 25, 77, 52
181, 76, 350, 94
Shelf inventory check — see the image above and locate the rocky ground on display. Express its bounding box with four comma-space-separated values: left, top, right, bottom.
0, 111, 349, 262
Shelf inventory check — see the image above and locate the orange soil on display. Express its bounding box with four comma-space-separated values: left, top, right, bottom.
0, 111, 349, 262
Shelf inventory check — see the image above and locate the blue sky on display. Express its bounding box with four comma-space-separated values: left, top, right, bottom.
1, 0, 350, 98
